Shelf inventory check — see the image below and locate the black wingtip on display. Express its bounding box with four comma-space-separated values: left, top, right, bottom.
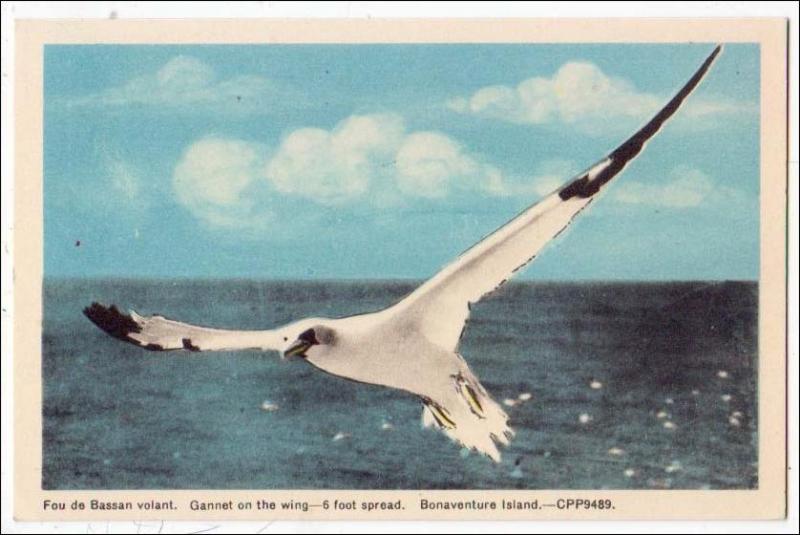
182, 338, 200, 352
558, 43, 723, 202
83, 302, 142, 342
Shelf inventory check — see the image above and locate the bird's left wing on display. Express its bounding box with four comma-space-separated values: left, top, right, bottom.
84, 302, 282, 352
393, 45, 723, 352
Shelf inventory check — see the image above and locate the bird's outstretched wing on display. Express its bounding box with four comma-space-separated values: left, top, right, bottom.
83, 302, 282, 352
394, 45, 723, 352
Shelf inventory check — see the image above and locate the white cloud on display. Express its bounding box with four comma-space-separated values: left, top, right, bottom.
395, 132, 481, 198
171, 126, 747, 236
172, 113, 520, 228
264, 113, 501, 204
65, 55, 291, 114
266, 113, 404, 204
447, 61, 753, 134
447, 62, 658, 131
90, 145, 150, 219
173, 136, 271, 229
613, 166, 716, 208
106, 154, 142, 201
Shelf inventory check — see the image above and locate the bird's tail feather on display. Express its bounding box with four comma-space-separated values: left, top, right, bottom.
421, 375, 514, 463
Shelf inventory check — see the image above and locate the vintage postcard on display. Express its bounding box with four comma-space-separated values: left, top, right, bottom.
10, 18, 788, 521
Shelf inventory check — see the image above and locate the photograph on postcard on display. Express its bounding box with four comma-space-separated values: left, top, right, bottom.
39, 40, 763, 492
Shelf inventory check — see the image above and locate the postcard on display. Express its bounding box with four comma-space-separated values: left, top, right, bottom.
10, 17, 788, 521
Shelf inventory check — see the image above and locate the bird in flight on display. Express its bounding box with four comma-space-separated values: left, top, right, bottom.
85, 45, 722, 462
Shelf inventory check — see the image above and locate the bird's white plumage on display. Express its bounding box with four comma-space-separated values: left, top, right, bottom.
394, 192, 593, 352
85, 46, 722, 462
126, 311, 282, 351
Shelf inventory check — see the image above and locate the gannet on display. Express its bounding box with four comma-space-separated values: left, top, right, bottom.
85, 45, 722, 462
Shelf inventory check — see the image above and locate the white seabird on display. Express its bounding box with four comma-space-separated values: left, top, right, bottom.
84, 45, 722, 462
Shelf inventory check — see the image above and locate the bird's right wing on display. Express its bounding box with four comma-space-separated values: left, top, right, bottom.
392, 45, 723, 352
83, 302, 282, 352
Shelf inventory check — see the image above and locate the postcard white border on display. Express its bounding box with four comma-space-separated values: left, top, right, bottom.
3, 10, 792, 528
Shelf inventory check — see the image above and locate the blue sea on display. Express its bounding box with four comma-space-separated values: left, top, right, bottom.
42, 279, 758, 490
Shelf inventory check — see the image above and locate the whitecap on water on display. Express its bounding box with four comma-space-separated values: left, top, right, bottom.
607, 447, 625, 456
590, 380, 603, 390
656, 410, 669, 419
517, 392, 532, 402
728, 416, 741, 427
381, 421, 394, 431
721, 394, 732, 402
578, 413, 592, 424
665, 461, 682, 473
624, 468, 636, 478
260, 401, 279, 412
332, 432, 351, 442
663, 421, 677, 430
665, 397, 674, 405
717, 370, 729, 379
503, 398, 517, 407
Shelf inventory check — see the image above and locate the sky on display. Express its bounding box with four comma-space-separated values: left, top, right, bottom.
44, 43, 760, 280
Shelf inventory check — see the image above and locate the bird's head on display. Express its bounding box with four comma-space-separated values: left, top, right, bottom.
281, 322, 336, 360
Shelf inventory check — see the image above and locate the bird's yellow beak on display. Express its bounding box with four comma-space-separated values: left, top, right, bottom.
283, 339, 311, 359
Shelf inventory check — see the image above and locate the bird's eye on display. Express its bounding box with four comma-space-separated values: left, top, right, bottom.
298, 328, 319, 345
283, 336, 288, 341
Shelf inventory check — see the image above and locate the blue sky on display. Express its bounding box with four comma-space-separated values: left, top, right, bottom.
44, 44, 759, 280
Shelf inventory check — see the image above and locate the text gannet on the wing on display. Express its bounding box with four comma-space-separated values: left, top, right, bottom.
84, 45, 723, 462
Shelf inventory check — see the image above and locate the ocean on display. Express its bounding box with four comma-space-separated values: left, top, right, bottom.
42, 279, 758, 490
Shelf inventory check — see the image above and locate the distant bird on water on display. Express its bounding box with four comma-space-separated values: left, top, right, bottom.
85, 45, 723, 462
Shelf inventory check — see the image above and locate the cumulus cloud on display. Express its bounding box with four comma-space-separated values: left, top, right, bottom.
395, 132, 484, 198
447, 62, 659, 130
447, 61, 753, 134
265, 113, 502, 204
172, 113, 515, 229
170, 124, 752, 241
613, 166, 716, 208
171, 124, 745, 237
64, 55, 295, 114
173, 137, 271, 229
266, 113, 404, 204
